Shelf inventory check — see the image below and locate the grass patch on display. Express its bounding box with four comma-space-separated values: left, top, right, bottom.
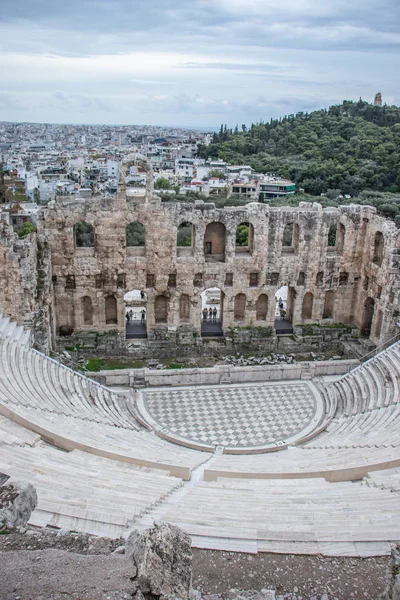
85, 358, 144, 371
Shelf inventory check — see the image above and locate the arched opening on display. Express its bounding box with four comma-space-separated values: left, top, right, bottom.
234, 293, 246, 321
235, 222, 254, 255
297, 272, 306, 286
177, 222, 195, 257
75, 221, 94, 248
361, 297, 375, 337
327, 223, 337, 248
105, 295, 117, 325
316, 271, 324, 285
155, 294, 168, 324
301, 292, 313, 320
204, 222, 226, 262
179, 294, 191, 322
201, 288, 223, 337
82, 296, 93, 325
373, 231, 384, 266
256, 294, 269, 320
336, 223, 345, 254
124, 289, 147, 338
274, 285, 294, 334
282, 223, 299, 253
374, 309, 383, 340
282, 223, 293, 248
323, 291, 335, 319
126, 221, 145, 256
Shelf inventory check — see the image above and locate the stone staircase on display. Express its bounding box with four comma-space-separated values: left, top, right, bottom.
0, 313, 31, 346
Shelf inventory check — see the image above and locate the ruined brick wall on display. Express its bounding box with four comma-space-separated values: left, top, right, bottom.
41, 190, 400, 348
0, 220, 53, 352
0, 221, 38, 326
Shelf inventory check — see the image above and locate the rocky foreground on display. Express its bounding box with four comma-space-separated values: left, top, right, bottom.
0, 528, 397, 600
1, 478, 398, 600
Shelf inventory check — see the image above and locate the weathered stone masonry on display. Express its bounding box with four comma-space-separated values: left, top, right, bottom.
40, 176, 400, 350
1, 154, 398, 355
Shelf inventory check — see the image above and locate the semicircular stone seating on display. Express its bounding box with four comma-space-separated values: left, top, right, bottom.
1, 313, 400, 555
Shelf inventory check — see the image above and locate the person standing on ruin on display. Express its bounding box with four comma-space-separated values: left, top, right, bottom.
202, 307, 208, 322
212, 307, 217, 322
141, 309, 146, 324
129, 309, 133, 322
209, 307, 213, 321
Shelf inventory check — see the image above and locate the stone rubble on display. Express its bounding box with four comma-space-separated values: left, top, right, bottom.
224, 353, 298, 367
126, 522, 193, 600
0, 478, 37, 530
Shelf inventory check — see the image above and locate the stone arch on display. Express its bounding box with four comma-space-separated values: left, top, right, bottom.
234, 293, 246, 321
177, 222, 195, 257
374, 309, 383, 339
282, 222, 293, 247
336, 223, 345, 254
82, 295, 93, 325
373, 231, 384, 266
282, 222, 299, 253
74, 221, 94, 248
204, 222, 226, 262
361, 297, 375, 337
256, 294, 268, 320
301, 292, 313, 320
179, 294, 191, 322
297, 272, 306, 286
155, 295, 168, 324
126, 221, 145, 246
177, 222, 194, 247
323, 291, 335, 319
327, 223, 337, 247
316, 271, 324, 285
118, 152, 153, 198
235, 222, 254, 254
105, 295, 117, 324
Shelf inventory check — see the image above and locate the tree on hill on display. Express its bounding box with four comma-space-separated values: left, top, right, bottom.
197, 99, 400, 196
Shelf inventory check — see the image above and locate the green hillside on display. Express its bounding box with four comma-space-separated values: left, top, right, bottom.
198, 99, 400, 197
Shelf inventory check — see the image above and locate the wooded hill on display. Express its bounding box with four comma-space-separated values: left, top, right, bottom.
197, 99, 400, 197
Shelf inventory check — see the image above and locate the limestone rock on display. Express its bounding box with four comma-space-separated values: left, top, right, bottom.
126, 521, 192, 600
392, 574, 400, 600
0, 478, 37, 528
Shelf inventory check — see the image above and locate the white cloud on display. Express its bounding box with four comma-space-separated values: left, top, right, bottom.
0, 0, 399, 126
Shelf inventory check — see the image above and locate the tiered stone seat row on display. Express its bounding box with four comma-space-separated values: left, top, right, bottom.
302, 341, 400, 450
204, 443, 400, 482
364, 467, 400, 493
149, 477, 400, 553
0, 336, 138, 430
0, 335, 207, 479
332, 342, 400, 418
0, 314, 31, 346
0, 415, 183, 538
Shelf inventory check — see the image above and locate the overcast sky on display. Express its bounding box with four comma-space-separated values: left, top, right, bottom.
0, 0, 399, 128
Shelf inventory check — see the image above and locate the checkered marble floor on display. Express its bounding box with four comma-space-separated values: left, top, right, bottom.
142, 383, 317, 449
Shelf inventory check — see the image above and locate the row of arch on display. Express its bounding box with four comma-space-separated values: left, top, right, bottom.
75, 221, 384, 265
80, 291, 336, 326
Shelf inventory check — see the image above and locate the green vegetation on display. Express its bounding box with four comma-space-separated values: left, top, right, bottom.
177, 222, 192, 246
208, 169, 226, 179
75, 221, 94, 247
126, 221, 145, 246
85, 358, 144, 371
235, 223, 249, 246
198, 100, 400, 198
18, 221, 37, 238
154, 177, 171, 190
